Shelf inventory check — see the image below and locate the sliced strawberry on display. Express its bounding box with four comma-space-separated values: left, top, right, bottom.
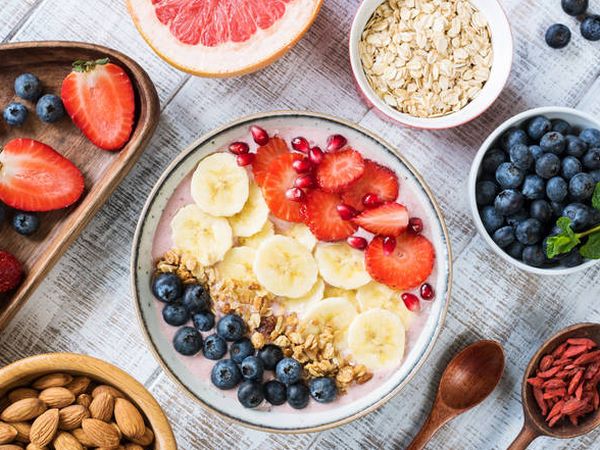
341, 159, 399, 211
61, 58, 135, 151
0, 250, 23, 294
252, 136, 289, 186
0, 139, 85, 212
315, 148, 365, 193
353, 202, 409, 236
365, 234, 435, 291
301, 189, 358, 241
261, 153, 304, 223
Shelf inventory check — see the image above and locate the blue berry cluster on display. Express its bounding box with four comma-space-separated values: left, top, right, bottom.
545, 1, 600, 49
476, 116, 600, 268
3, 73, 64, 127
0, 202, 41, 236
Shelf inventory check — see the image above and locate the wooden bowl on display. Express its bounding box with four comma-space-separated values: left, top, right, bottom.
0, 353, 176, 449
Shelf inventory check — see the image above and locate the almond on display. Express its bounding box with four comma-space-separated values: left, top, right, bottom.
70, 428, 95, 447
75, 395, 91, 409
26, 443, 48, 450
58, 406, 89, 431
53, 431, 83, 450
29, 409, 59, 447
11, 422, 30, 443
32, 374, 73, 391
38, 388, 74, 410
63, 378, 90, 397
0, 399, 47, 423
128, 426, 154, 446
91, 385, 124, 399
0, 445, 25, 450
113, 399, 144, 440
7, 389, 38, 404
0, 422, 17, 444
81, 419, 120, 448
89, 393, 114, 423
124, 444, 144, 450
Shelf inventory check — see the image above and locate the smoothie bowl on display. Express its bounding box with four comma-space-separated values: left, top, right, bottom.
131, 111, 451, 432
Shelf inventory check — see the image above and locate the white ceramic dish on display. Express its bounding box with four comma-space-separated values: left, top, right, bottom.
131, 111, 452, 433
349, 0, 513, 129
468, 106, 600, 276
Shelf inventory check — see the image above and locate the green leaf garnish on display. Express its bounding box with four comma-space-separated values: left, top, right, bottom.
580, 233, 600, 259
545, 217, 580, 259
593, 182, 600, 211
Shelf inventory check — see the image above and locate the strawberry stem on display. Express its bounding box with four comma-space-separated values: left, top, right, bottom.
72, 57, 110, 73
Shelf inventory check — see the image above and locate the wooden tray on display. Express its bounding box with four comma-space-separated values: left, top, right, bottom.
0, 41, 160, 332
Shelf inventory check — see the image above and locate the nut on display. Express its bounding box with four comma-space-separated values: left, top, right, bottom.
89, 393, 114, 422
26, 443, 47, 450
91, 385, 124, 400
113, 399, 145, 440
63, 378, 91, 397
127, 427, 154, 446
38, 388, 75, 409
30, 409, 59, 447
0, 399, 47, 423
75, 395, 91, 409
58, 406, 89, 431
53, 431, 83, 450
32, 374, 73, 391
81, 419, 120, 448
70, 428, 95, 447
0, 422, 17, 444
11, 422, 30, 443
7, 389, 38, 404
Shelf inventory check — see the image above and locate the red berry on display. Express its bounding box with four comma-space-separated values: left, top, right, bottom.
362, 193, 382, 209
347, 236, 368, 250
285, 187, 305, 202
383, 236, 396, 255
315, 149, 365, 193
309, 146, 324, 165
0, 250, 23, 294
262, 153, 304, 222
250, 125, 269, 146
301, 190, 358, 241
409, 217, 424, 234
294, 174, 315, 189
326, 134, 348, 152
252, 136, 288, 187
342, 160, 399, 212
229, 141, 249, 155
291, 136, 310, 153
353, 203, 409, 236
292, 158, 312, 174
420, 283, 435, 300
402, 293, 421, 312
336, 204, 358, 220
236, 153, 254, 166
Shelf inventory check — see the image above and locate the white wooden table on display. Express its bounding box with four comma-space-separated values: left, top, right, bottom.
1, 1, 600, 448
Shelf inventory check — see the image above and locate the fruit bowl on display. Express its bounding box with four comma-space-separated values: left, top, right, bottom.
131, 111, 451, 432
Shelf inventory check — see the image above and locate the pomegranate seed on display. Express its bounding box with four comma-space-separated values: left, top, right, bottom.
336, 204, 358, 220
285, 187, 305, 202
362, 193, 382, 209
326, 134, 347, 152
229, 141, 249, 155
291, 136, 310, 153
309, 146, 324, 165
294, 174, 315, 189
420, 283, 435, 300
347, 236, 368, 250
402, 293, 420, 312
409, 217, 424, 234
292, 158, 312, 174
236, 153, 254, 166
250, 125, 269, 146
383, 236, 396, 255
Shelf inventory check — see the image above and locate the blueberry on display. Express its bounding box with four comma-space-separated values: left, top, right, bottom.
211, 359, 241, 390
509, 144, 533, 170
563, 203, 592, 231
275, 358, 303, 385
192, 311, 215, 332
240, 356, 264, 381
12, 212, 39, 236
237, 381, 264, 408
545, 24, 571, 49
182, 283, 210, 314
309, 377, 337, 404
529, 145, 544, 160
565, 135, 587, 158
36, 94, 64, 123
151, 273, 182, 303
501, 128, 528, 151
546, 176, 568, 203
173, 327, 203, 356
263, 380, 287, 405
287, 383, 310, 409
591, 208, 600, 225
522, 245, 546, 267
561, 156, 582, 180
591, 169, 600, 183
492, 226, 515, 248
482, 149, 506, 174
516, 218, 543, 245
530, 200, 553, 224
496, 162, 525, 189
562, 0, 588, 16
476, 181, 498, 206
258, 344, 284, 370
551, 201, 566, 217
230, 338, 254, 364
494, 189, 524, 216
14, 73, 42, 101
551, 118, 572, 135
580, 128, 600, 147
582, 148, 600, 170
481, 206, 504, 233
507, 209, 528, 228
3, 102, 28, 126
216, 314, 246, 341
162, 303, 189, 326
526, 116, 551, 140
562, 248, 584, 267
569, 172, 595, 200
506, 241, 525, 260
521, 175, 546, 200
581, 15, 600, 41
540, 132, 566, 155
535, 153, 561, 179
202, 334, 227, 360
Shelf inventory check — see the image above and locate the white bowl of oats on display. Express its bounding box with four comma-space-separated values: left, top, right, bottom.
350, 0, 513, 129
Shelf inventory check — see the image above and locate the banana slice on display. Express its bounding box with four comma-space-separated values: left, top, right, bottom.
215, 246, 257, 283
323, 285, 359, 311
315, 243, 371, 289
254, 236, 318, 298
357, 282, 414, 329
171, 204, 233, 266
283, 223, 317, 252
229, 182, 269, 237
239, 221, 275, 249
191, 152, 249, 217
302, 297, 358, 342
347, 309, 406, 370
281, 277, 325, 315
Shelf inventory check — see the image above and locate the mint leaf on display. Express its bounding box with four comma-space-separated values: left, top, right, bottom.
593, 182, 600, 211
545, 217, 580, 258
580, 233, 600, 259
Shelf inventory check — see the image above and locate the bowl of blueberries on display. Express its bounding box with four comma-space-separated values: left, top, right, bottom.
469, 106, 600, 274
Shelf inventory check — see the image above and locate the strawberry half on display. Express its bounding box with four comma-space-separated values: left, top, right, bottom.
252, 136, 289, 186
341, 159, 399, 211
0, 139, 85, 212
353, 202, 409, 236
365, 234, 435, 291
261, 153, 304, 223
315, 148, 365, 193
301, 189, 358, 241
0, 250, 23, 294
61, 58, 135, 151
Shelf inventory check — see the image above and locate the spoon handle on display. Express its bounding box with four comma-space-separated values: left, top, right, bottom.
406, 403, 453, 450
507, 423, 539, 450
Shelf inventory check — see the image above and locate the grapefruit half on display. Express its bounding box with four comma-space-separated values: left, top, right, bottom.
128, 0, 323, 77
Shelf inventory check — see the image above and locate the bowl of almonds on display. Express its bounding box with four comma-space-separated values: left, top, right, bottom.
0, 353, 176, 449
349, 0, 513, 129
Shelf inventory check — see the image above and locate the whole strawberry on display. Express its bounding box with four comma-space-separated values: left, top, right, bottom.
0, 250, 23, 293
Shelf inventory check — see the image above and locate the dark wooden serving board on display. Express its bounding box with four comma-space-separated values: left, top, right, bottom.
0, 41, 160, 331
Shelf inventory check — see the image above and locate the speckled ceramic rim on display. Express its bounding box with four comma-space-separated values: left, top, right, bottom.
468, 106, 600, 276
131, 110, 453, 433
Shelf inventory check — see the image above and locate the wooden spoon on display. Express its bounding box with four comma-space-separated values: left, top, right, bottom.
407, 340, 505, 450
508, 322, 600, 450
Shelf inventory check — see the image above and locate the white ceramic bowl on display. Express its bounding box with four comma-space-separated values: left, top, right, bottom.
349, 0, 513, 129
468, 106, 600, 276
